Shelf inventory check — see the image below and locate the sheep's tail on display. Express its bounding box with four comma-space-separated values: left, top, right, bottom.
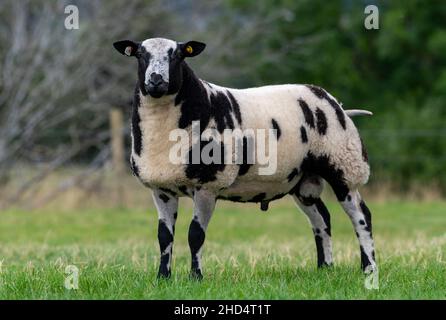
345, 109, 373, 117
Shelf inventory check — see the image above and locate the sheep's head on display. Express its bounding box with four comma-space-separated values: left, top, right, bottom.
113, 37, 206, 98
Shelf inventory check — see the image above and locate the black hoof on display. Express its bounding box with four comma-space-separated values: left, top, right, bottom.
362, 264, 378, 275
157, 268, 171, 279
189, 270, 203, 280
317, 262, 333, 269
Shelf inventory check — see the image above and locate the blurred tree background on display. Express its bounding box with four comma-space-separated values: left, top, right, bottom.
0, 0, 445, 208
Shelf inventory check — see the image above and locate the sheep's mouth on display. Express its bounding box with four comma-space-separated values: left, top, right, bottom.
148, 90, 165, 98
145, 83, 168, 98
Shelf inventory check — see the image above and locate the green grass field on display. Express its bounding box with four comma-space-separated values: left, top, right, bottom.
0, 199, 445, 299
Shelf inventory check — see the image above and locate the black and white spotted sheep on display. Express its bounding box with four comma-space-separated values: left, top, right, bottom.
113, 37, 377, 279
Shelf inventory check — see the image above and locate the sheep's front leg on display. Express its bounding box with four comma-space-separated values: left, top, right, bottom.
188, 189, 216, 280
152, 189, 178, 279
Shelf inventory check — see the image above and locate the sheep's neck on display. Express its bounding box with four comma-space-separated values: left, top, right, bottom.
174, 62, 204, 106
137, 94, 177, 155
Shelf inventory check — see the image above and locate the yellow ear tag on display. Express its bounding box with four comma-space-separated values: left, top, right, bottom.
186, 45, 193, 54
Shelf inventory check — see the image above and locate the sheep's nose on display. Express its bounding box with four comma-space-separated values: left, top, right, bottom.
145, 73, 168, 98
149, 73, 164, 87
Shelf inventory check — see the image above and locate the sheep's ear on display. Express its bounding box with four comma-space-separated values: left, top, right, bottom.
179, 41, 206, 58
113, 40, 139, 57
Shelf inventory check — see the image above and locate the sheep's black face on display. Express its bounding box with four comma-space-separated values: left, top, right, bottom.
113, 38, 206, 98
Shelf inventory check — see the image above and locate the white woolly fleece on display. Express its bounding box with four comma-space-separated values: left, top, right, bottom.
131, 82, 369, 199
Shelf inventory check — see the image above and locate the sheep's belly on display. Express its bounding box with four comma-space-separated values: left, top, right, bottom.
218, 178, 299, 202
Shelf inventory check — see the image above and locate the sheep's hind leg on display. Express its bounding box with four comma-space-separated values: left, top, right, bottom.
292, 175, 333, 268
152, 189, 179, 279
188, 189, 216, 280
339, 190, 377, 273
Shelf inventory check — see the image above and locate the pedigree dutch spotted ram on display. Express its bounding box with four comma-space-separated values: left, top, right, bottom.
113, 37, 377, 279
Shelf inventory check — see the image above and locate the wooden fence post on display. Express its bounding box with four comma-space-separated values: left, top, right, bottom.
110, 108, 125, 206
